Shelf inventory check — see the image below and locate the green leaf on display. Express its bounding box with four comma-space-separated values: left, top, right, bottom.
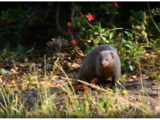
93, 38, 100, 44
134, 26, 142, 29
121, 38, 127, 43
109, 40, 114, 43
26, 48, 34, 54
105, 40, 110, 43
101, 36, 106, 41
106, 12, 109, 14
100, 29, 105, 33
109, 32, 113, 40
77, 22, 80, 27
115, 12, 119, 14
1, 68, 9, 75
94, 32, 99, 35
125, 44, 132, 49
124, 31, 133, 38
84, 48, 92, 55
129, 65, 133, 71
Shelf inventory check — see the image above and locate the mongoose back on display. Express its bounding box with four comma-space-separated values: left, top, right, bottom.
76, 44, 121, 88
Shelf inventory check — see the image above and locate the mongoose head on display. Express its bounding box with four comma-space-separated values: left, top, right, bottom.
98, 50, 114, 68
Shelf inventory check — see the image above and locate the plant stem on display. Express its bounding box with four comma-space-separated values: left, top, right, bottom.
147, 2, 160, 33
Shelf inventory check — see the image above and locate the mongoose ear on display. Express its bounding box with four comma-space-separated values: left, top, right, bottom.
99, 51, 102, 55
110, 52, 114, 59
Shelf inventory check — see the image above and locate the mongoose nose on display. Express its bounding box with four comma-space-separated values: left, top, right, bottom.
101, 61, 105, 67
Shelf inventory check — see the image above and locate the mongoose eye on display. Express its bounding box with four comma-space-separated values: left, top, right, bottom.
105, 58, 108, 61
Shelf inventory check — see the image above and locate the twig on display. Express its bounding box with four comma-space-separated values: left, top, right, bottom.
77, 80, 112, 93
109, 27, 141, 36
116, 80, 125, 89
138, 62, 144, 96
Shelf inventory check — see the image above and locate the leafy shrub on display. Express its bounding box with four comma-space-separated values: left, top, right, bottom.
118, 31, 144, 72
10, 44, 35, 57
67, 2, 120, 53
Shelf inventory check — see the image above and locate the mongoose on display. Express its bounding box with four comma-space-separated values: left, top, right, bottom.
75, 44, 121, 88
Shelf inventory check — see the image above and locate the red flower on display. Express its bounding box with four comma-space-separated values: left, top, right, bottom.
71, 40, 77, 44
67, 22, 71, 27
6, 20, 12, 24
117, 33, 122, 38
112, 2, 118, 7
86, 14, 94, 21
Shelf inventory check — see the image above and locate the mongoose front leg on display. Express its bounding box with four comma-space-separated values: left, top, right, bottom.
111, 77, 116, 89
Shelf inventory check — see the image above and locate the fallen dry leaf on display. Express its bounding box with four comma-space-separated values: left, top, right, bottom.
132, 75, 137, 79
19, 63, 26, 68
128, 79, 133, 81
36, 63, 43, 68
75, 85, 84, 91
91, 78, 98, 85
74, 84, 89, 93
11, 68, 18, 74
155, 106, 160, 113
83, 84, 89, 94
